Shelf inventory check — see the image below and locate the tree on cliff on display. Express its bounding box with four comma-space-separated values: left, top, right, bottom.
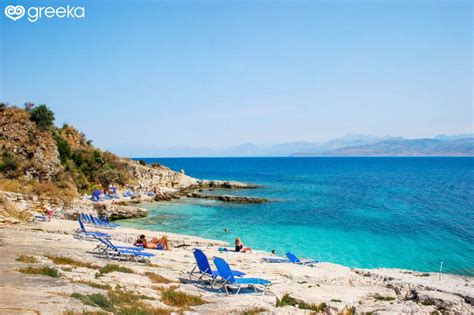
29, 104, 55, 130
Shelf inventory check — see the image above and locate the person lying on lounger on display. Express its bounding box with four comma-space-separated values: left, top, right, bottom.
235, 237, 252, 253
135, 234, 169, 250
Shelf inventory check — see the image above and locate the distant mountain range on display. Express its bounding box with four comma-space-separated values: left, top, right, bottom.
113, 133, 474, 157
294, 137, 474, 157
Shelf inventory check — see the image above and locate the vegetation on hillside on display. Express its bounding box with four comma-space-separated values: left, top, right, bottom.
0, 102, 135, 197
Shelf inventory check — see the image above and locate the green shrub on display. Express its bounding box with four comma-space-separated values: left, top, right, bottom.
98, 167, 122, 190
241, 307, 269, 315
92, 150, 104, 165
160, 288, 205, 307
375, 295, 396, 301
29, 104, 55, 130
71, 288, 162, 314
0, 151, 20, 178
74, 280, 112, 290
71, 293, 113, 311
115, 305, 169, 315
46, 255, 100, 269
18, 266, 59, 278
55, 134, 72, 163
98, 264, 134, 275
276, 294, 326, 312
276, 294, 298, 307
72, 151, 85, 167
421, 299, 435, 306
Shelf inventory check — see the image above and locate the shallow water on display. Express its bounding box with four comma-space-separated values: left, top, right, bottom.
119, 157, 474, 276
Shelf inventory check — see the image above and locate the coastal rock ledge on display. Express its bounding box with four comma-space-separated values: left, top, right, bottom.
0, 220, 472, 314
188, 192, 268, 203
197, 180, 261, 189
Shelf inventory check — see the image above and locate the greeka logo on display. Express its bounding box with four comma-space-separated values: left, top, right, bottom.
4, 4, 85, 22
4, 5, 24, 21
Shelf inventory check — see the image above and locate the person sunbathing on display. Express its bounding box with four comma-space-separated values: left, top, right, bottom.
235, 237, 252, 253
135, 234, 169, 250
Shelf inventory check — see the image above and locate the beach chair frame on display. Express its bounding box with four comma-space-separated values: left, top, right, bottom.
213, 257, 270, 295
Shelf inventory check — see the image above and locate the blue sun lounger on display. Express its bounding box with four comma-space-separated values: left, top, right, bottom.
32, 214, 49, 222
100, 215, 119, 227
189, 248, 245, 286
77, 219, 110, 239
90, 215, 117, 229
213, 257, 271, 295
93, 236, 154, 262
93, 235, 145, 253
81, 213, 95, 225
286, 252, 319, 266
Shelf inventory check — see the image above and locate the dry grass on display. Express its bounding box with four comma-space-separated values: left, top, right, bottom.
0, 179, 77, 202
276, 294, 327, 312
374, 295, 396, 301
71, 293, 112, 311
63, 310, 108, 315
97, 264, 134, 276
0, 179, 22, 193
241, 307, 269, 315
71, 288, 165, 314
46, 255, 100, 269
18, 266, 59, 278
145, 272, 173, 284
16, 254, 38, 263
73, 280, 112, 290
160, 288, 206, 308
342, 306, 356, 315
146, 263, 160, 268
115, 305, 169, 315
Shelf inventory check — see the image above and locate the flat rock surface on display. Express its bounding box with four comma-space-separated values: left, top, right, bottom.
0, 219, 472, 314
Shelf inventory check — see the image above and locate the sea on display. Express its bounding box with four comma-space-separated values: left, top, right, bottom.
118, 157, 474, 276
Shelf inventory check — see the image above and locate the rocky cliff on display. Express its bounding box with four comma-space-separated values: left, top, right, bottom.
0, 104, 259, 222
0, 105, 201, 197
0, 107, 63, 181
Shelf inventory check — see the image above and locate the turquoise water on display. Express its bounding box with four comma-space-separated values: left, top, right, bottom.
119, 157, 474, 276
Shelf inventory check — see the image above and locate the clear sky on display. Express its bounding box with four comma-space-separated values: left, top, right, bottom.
1, 0, 472, 154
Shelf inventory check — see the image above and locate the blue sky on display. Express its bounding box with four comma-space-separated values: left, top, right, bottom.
1, 0, 472, 154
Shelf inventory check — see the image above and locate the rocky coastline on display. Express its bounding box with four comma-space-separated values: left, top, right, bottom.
0, 177, 265, 224
0, 219, 472, 314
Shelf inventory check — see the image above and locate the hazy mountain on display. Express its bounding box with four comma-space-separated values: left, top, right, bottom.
115, 134, 397, 157
109, 134, 474, 157
434, 134, 474, 141
310, 134, 400, 152
296, 138, 474, 157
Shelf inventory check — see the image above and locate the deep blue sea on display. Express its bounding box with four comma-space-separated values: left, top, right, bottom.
119, 157, 474, 276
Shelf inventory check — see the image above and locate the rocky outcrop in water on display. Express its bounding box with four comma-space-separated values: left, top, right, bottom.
197, 180, 261, 189
188, 192, 268, 203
